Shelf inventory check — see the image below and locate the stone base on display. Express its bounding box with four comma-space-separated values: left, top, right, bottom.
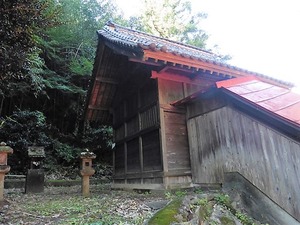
223, 172, 300, 225
25, 169, 44, 194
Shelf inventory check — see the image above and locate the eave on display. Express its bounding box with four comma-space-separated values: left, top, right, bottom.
142, 50, 292, 88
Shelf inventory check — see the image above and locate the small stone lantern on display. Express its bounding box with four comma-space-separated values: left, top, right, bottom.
80, 149, 96, 197
0, 142, 13, 201
25, 146, 45, 193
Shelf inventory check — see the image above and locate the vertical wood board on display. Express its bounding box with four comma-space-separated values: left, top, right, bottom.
187, 106, 300, 221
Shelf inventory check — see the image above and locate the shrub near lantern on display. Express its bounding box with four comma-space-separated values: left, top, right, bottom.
0, 142, 13, 201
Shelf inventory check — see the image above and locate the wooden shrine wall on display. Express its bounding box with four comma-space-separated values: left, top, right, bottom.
112, 68, 219, 189
112, 70, 163, 188
187, 104, 300, 221
157, 72, 216, 188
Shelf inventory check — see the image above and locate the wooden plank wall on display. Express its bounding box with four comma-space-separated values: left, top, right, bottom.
158, 78, 195, 187
112, 72, 163, 188
187, 106, 300, 221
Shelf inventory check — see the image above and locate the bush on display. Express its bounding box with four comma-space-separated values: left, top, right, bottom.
0, 110, 51, 173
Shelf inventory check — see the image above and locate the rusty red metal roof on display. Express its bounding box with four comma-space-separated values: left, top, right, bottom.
217, 77, 300, 126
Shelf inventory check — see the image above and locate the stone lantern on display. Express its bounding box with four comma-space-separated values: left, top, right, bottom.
80, 149, 96, 197
25, 146, 45, 193
0, 142, 13, 201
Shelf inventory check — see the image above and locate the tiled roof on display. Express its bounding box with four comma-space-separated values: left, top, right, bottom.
98, 21, 221, 62
98, 21, 293, 88
217, 77, 300, 127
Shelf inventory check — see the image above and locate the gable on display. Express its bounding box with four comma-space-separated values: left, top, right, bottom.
85, 21, 293, 125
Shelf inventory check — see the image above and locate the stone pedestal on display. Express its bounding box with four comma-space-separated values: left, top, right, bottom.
25, 146, 45, 194
0, 142, 13, 201
80, 149, 96, 197
0, 166, 10, 201
25, 169, 45, 193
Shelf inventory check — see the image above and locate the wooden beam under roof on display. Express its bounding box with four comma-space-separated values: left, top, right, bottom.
87, 105, 110, 111
95, 77, 119, 85
143, 50, 254, 78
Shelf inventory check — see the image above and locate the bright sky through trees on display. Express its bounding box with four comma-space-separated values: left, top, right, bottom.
114, 0, 300, 88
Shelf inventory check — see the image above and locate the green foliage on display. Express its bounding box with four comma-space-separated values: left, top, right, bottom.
165, 191, 173, 200
165, 189, 187, 200
25, 196, 127, 224
235, 211, 254, 225
125, 0, 231, 61
81, 125, 114, 158
175, 190, 188, 198
52, 140, 82, 163
194, 197, 213, 220
148, 199, 182, 225
70, 56, 93, 76
25, 46, 47, 96
0, 0, 60, 96
213, 193, 258, 225
220, 216, 236, 225
214, 193, 231, 206
0, 110, 51, 173
139, 0, 208, 48
197, 197, 209, 206
194, 188, 203, 194
42, 72, 86, 94
0, 0, 232, 175
29, 0, 123, 140
43, 0, 120, 77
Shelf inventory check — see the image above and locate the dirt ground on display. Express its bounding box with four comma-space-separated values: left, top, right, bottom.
1, 183, 267, 225
0, 184, 165, 225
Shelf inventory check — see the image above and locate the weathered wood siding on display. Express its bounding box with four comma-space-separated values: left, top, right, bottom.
158, 78, 192, 187
187, 105, 300, 221
112, 70, 163, 188
164, 111, 190, 170
156, 72, 222, 188
112, 68, 225, 189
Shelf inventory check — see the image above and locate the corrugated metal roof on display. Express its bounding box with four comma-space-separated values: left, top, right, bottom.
217, 77, 300, 126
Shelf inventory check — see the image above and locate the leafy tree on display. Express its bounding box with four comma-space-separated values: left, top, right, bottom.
124, 0, 231, 60
43, 0, 118, 77
81, 124, 113, 162
35, 0, 123, 134
0, 110, 51, 173
139, 0, 208, 48
0, 0, 122, 175
0, 0, 60, 97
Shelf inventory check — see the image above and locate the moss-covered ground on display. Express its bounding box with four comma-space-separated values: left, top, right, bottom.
147, 199, 182, 225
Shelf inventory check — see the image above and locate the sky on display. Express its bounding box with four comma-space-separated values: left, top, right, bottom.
114, 0, 300, 88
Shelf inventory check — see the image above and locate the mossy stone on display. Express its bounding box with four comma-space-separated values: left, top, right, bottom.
148, 199, 182, 225
220, 216, 236, 225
